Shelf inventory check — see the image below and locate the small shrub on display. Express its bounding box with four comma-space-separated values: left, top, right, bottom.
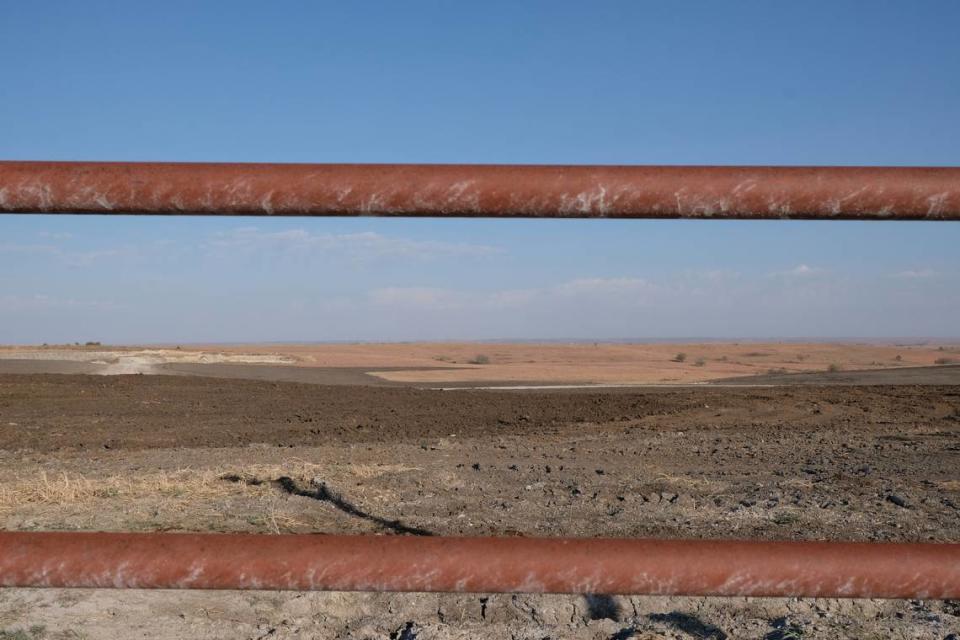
827, 363, 842, 373
468, 354, 490, 365
895, 354, 902, 362
673, 352, 687, 363
694, 357, 706, 367
772, 511, 800, 526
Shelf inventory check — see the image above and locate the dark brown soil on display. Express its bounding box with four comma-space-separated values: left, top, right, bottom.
1, 373, 958, 455
1, 374, 958, 541
1, 373, 959, 639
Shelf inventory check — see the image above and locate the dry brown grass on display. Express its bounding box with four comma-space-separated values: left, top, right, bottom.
936, 480, 960, 492
0, 468, 268, 512
0, 461, 421, 514
651, 473, 728, 491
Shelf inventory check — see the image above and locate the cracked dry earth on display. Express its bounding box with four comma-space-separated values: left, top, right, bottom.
0, 374, 959, 639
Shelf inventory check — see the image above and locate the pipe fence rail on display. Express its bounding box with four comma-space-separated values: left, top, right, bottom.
1, 161, 958, 599
2, 532, 959, 599
1, 161, 959, 219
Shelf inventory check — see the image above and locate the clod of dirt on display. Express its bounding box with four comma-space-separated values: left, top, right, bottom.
886, 494, 911, 509
390, 621, 418, 640
584, 594, 621, 621
648, 611, 727, 639
764, 616, 804, 639
219, 473, 263, 486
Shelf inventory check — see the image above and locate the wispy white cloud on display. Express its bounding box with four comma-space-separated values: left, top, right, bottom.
770, 264, 826, 278
37, 231, 73, 240
0, 242, 57, 256
357, 267, 893, 339
207, 227, 502, 260
4, 226, 498, 268
369, 286, 536, 310
369, 277, 662, 312
684, 268, 740, 281
891, 268, 938, 279
0, 294, 124, 312
554, 277, 658, 296
0, 242, 135, 266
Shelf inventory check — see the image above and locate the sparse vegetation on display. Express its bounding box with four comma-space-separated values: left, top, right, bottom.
84, 341, 102, 347
0, 468, 268, 513
895, 354, 902, 361
0, 626, 45, 640
935, 357, 957, 365
0, 463, 427, 514
694, 357, 706, 367
673, 352, 687, 363
468, 354, 491, 365
772, 511, 800, 526
827, 363, 842, 373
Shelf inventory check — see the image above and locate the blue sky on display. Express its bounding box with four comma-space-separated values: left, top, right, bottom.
1, 2, 958, 342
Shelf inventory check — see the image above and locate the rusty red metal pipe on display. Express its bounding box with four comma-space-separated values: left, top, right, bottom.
1, 532, 958, 598
1, 161, 959, 219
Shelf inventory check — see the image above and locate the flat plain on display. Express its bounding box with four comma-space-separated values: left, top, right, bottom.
0, 342, 959, 638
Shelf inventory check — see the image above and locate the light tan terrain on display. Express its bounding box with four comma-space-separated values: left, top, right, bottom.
2, 341, 958, 385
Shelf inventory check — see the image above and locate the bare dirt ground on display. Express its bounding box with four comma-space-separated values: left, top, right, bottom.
1, 373, 959, 638
2, 340, 959, 386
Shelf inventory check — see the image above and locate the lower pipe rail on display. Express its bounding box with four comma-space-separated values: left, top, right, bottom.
1, 532, 958, 598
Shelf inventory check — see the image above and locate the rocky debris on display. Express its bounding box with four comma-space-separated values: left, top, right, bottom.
764, 616, 804, 639
389, 621, 419, 640
648, 611, 727, 639
886, 494, 911, 509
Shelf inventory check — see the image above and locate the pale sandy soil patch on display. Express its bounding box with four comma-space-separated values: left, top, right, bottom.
0, 347, 296, 375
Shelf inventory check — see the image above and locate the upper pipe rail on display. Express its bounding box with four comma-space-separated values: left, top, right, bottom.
1, 161, 958, 219
2, 532, 959, 598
